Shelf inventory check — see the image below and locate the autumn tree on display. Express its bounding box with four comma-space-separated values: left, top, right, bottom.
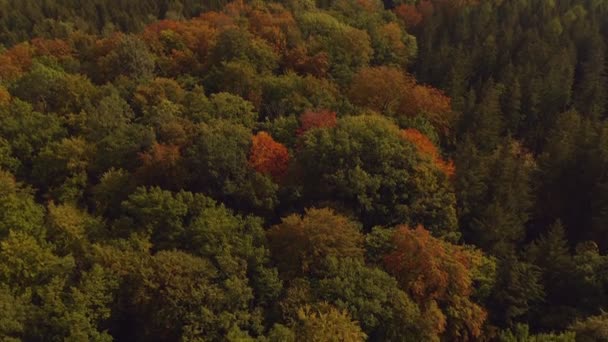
401, 128, 454, 178
297, 109, 338, 135
136, 142, 186, 190
249, 131, 290, 182
395, 4, 423, 29
383, 225, 490, 340
267, 208, 365, 278
400, 84, 453, 134
0, 87, 11, 106
348, 66, 454, 132
348, 66, 413, 114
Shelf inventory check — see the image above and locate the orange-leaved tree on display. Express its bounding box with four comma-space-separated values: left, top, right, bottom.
401, 129, 455, 178
248, 131, 290, 182
400, 84, 453, 134
0, 42, 33, 81
348, 66, 415, 114
349, 66, 454, 134
383, 225, 488, 340
0, 86, 11, 106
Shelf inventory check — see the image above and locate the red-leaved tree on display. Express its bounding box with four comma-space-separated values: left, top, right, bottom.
249, 131, 290, 181
297, 110, 338, 136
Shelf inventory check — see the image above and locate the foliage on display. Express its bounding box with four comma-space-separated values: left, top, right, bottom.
294, 304, 367, 342
0, 0, 607, 339
383, 225, 489, 339
296, 114, 457, 233
248, 131, 290, 182
267, 208, 364, 278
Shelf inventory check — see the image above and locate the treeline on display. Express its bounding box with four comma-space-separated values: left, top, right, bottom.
0, 0, 607, 341
0, 0, 229, 46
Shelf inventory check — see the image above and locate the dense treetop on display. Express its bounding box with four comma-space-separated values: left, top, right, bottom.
1, 0, 608, 340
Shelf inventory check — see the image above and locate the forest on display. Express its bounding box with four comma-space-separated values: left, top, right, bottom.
0, 0, 607, 340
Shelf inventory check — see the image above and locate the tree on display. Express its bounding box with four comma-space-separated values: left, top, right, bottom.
248, 132, 290, 182
394, 4, 423, 29
136, 142, 186, 190
0, 138, 19, 173
456, 139, 534, 256
497, 324, 575, 342
297, 109, 338, 135
11, 62, 95, 115
535, 110, 608, 249
260, 115, 300, 149
570, 312, 608, 342
84, 92, 135, 142
298, 12, 372, 85
401, 128, 454, 178
45, 202, 104, 257
526, 222, 581, 330
0, 231, 116, 341
348, 66, 454, 132
400, 84, 453, 134
98, 34, 155, 81
99, 186, 282, 339
0, 99, 65, 170
372, 22, 418, 67
92, 168, 136, 218
316, 257, 430, 340
184, 120, 279, 213
294, 304, 367, 342
348, 66, 412, 115
94, 239, 261, 341
383, 225, 489, 340
0, 170, 45, 240
489, 255, 544, 328
0, 87, 11, 106
32, 137, 92, 202
208, 92, 258, 128
267, 208, 365, 278
208, 27, 279, 74
297, 114, 457, 233
119, 187, 282, 304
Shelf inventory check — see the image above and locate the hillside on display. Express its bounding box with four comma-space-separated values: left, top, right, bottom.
0, 0, 607, 340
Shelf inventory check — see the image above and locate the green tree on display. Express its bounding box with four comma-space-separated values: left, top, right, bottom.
296, 114, 457, 233
0, 170, 45, 240
316, 257, 428, 341
99, 35, 155, 81
458, 140, 535, 256
184, 120, 278, 213
267, 208, 364, 278
570, 312, 608, 342
294, 304, 367, 342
